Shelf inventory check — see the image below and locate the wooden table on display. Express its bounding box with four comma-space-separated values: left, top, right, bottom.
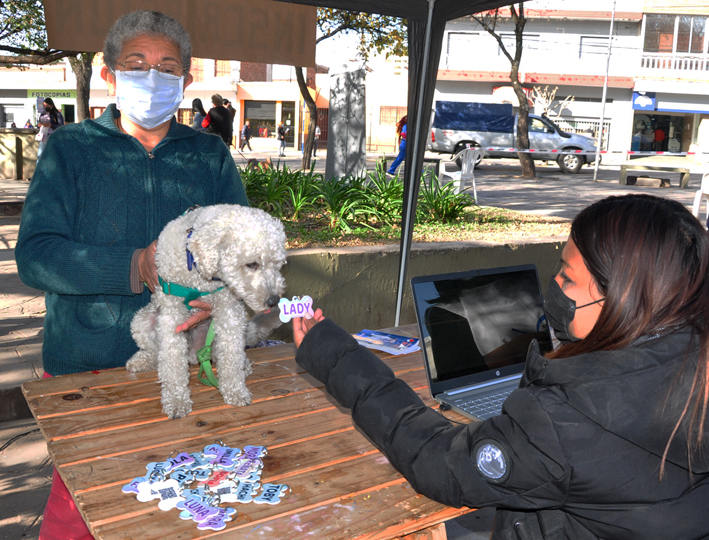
22, 324, 474, 539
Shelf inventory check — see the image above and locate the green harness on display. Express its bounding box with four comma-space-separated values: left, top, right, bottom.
157, 275, 223, 387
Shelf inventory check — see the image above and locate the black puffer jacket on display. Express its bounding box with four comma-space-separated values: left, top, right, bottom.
296, 320, 709, 540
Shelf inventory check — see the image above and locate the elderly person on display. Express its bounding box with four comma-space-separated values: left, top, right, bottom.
15, 11, 247, 539
293, 194, 709, 540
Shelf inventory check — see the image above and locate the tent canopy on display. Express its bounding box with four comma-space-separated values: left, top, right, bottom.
278, 0, 511, 324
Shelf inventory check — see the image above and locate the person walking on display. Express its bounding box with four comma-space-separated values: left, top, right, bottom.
201, 94, 233, 146
37, 97, 65, 160
387, 115, 407, 175
313, 125, 321, 157
15, 12, 248, 539
240, 120, 252, 151
277, 121, 288, 157
653, 125, 666, 152
191, 98, 206, 130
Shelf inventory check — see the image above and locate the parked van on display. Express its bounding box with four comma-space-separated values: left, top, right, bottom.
428, 101, 598, 173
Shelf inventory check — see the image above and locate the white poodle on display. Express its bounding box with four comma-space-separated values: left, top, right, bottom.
126, 205, 287, 419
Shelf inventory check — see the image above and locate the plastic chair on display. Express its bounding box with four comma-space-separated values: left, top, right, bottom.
692, 171, 709, 226
438, 147, 482, 203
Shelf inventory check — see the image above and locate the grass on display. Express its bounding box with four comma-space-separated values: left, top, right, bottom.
282, 207, 570, 249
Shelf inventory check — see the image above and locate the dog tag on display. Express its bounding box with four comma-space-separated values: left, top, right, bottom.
122, 476, 149, 495
166, 452, 195, 472
201, 469, 231, 486
145, 460, 171, 478
154, 479, 186, 511
177, 495, 222, 523
187, 452, 213, 470
278, 296, 314, 323
243, 445, 268, 459
233, 481, 261, 504
192, 468, 211, 482
170, 468, 194, 486
182, 486, 207, 500
232, 458, 263, 480
196, 507, 237, 531
210, 480, 240, 503
253, 483, 289, 505
213, 446, 241, 470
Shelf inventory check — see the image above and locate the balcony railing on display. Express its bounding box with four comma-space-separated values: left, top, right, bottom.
641, 52, 709, 73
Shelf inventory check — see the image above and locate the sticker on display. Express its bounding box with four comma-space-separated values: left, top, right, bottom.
474, 439, 511, 483
253, 483, 289, 505
278, 296, 314, 323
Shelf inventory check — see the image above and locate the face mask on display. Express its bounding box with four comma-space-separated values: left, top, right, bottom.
545, 277, 603, 343
115, 69, 184, 130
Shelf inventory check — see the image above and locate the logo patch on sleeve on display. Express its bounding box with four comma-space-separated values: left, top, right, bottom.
474, 439, 511, 483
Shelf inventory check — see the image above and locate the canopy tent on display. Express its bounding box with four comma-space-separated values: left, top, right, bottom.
277, 0, 511, 325
43, 0, 512, 325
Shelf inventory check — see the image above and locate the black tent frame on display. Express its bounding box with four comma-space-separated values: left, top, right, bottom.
277, 0, 510, 325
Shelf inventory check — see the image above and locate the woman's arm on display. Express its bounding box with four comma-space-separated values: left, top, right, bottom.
295, 319, 571, 510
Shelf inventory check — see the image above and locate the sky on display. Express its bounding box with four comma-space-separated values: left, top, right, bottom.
315, 32, 362, 69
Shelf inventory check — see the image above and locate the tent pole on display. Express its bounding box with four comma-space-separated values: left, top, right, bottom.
592, 0, 616, 181
394, 0, 436, 327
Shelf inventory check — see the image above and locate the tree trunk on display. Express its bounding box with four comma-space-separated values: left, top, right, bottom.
295, 67, 317, 171
509, 4, 535, 178
69, 53, 94, 122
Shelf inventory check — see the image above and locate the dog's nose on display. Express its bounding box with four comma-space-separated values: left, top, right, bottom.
266, 295, 280, 308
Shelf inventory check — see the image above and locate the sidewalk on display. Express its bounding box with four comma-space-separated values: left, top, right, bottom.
0, 153, 703, 539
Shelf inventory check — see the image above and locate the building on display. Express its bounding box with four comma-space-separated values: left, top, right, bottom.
436, 0, 709, 154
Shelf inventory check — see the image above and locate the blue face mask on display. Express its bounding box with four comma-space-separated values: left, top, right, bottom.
115, 69, 184, 130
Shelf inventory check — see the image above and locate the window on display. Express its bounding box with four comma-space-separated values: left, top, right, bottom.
446, 32, 479, 68
214, 60, 231, 77
579, 36, 609, 59
499, 33, 539, 56
177, 109, 193, 126
644, 14, 708, 54
529, 118, 551, 133
191, 58, 204, 82
380, 106, 407, 126
244, 101, 277, 138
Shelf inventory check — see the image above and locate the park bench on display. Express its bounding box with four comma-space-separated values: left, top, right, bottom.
619, 157, 691, 188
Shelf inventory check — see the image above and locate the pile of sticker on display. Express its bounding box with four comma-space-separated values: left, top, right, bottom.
121, 443, 289, 531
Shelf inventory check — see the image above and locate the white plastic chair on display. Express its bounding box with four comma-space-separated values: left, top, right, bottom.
438, 147, 482, 203
692, 172, 709, 226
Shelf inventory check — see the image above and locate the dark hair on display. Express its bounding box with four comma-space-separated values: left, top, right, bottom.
43, 97, 58, 122
192, 98, 206, 117
396, 115, 407, 136
548, 194, 709, 475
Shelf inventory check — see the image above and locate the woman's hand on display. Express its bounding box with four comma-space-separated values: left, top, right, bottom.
175, 300, 213, 333
138, 240, 158, 293
293, 309, 325, 348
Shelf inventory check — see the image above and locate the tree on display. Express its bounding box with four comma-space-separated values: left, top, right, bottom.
532, 85, 574, 121
295, 9, 407, 170
472, 4, 535, 178
0, 0, 93, 121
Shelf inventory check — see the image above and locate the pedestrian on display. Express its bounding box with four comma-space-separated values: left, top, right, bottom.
36, 97, 65, 160
191, 98, 206, 130
653, 125, 666, 152
10, 122, 16, 128
240, 120, 253, 151
312, 124, 321, 156
387, 115, 407, 175
223, 98, 236, 120
15, 11, 248, 540
24, 119, 33, 128
277, 121, 288, 157
201, 93, 233, 146
292, 193, 709, 540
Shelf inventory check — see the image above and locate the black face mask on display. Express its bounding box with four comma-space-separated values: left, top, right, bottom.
545, 277, 603, 343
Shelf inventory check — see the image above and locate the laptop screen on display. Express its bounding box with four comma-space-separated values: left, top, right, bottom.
411, 265, 553, 395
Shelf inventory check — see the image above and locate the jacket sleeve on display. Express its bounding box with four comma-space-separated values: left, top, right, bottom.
202, 114, 211, 128
296, 319, 571, 510
15, 130, 136, 296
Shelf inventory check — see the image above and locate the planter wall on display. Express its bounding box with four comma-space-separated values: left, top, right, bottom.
273, 237, 566, 339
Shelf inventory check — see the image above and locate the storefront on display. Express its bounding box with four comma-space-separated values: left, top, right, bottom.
243, 100, 296, 147
631, 90, 709, 152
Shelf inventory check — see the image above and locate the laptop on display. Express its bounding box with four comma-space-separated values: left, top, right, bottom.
411, 264, 553, 421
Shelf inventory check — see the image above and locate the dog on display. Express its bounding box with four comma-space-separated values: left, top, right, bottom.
245, 157, 273, 171
126, 205, 287, 419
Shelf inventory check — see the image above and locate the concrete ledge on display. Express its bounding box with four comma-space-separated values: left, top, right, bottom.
0, 386, 33, 421
274, 236, 566, 338
0, 201, 23, 215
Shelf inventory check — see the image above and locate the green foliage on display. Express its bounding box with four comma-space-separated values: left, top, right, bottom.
0, 0, 47, 50
417, 171, 476, 223
316, 9, 407, 59
362, 162, 404, 226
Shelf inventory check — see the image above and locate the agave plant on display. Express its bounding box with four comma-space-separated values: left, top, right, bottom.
364, 163, 404, 226
315, 176, 371, 231
417, 171, 475, 223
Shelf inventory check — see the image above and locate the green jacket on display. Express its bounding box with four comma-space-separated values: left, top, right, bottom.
16, 105, 248, 376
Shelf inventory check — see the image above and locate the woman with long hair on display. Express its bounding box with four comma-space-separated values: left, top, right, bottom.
191, 98, 207, 130
292, 193, 709, 540
37, 97, 64, 159
387, 114, 407, 175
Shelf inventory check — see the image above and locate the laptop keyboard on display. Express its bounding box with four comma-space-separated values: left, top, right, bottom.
453, 389, 514, 419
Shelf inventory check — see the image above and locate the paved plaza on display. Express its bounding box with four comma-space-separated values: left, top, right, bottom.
0, 149, 705, 539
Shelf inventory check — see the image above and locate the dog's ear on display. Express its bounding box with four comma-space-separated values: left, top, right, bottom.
187, 224, 230, 280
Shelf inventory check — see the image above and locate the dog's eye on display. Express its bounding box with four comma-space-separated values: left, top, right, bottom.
246, 262, 260, 270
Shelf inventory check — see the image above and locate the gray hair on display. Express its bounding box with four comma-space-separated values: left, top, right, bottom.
103, 10, 192, 73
